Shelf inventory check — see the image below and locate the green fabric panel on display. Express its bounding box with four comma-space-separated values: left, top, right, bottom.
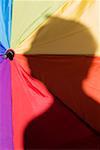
11, 0, 65, 48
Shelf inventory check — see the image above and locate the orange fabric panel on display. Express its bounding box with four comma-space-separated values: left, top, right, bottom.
14, 54, 100, 132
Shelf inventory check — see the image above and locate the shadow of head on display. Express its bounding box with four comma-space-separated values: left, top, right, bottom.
26, 16, 97, 82
27, 16, 97, 55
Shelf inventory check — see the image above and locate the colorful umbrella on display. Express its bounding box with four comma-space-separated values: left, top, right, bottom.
0, 0, 100, 149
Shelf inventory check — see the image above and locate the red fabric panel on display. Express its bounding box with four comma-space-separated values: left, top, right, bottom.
11, 58, 53, 149
11, 55, 100, 149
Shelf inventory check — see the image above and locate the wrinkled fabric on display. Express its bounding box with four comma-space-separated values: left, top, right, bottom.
11, 57, 54, 149
11, 55, 100, 149
0, 0, 13, 149
0, 0, 12, 50
19, 54, 100, 132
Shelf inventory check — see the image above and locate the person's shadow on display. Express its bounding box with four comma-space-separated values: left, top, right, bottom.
23, 16, 100, 149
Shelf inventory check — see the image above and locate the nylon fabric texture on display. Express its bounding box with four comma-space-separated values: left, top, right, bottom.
0, 0, 12, 51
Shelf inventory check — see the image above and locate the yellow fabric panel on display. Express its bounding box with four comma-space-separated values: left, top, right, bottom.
15, 0, 100, 56
11, 0, 66, 48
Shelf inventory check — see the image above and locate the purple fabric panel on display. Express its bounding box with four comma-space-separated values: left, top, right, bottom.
0, 58, 13, 149
0, 55, 4, 63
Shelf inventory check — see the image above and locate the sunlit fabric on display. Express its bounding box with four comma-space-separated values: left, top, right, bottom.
11, 0, 66, 48
0, 59, 13, 149
0, 0, 13, 149
0, 0, 12, 50
0, 0, 100, 149
11, 58, 54, 149
14, 0, 100, 56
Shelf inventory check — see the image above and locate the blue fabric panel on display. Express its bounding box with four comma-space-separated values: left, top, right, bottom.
0, 42, 6, 54
0, 0, 12, 53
